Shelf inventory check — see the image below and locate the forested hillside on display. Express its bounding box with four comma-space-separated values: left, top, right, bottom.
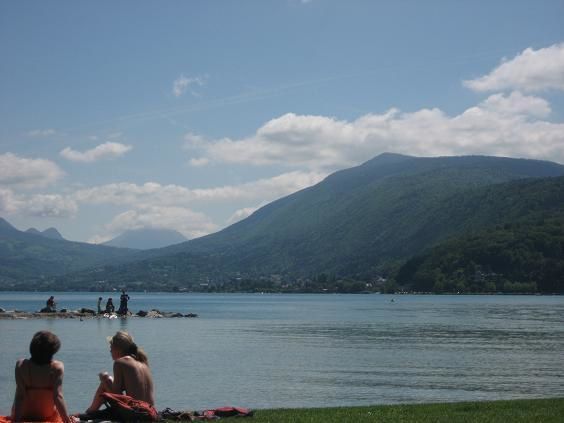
37, 154, 564, 292
396, 214, 564, 293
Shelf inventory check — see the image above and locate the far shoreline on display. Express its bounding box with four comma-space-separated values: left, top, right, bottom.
0, 289, 562, 295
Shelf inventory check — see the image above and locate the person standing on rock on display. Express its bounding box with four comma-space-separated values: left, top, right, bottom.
97, 297, 103, 314
118, 290, 130, 316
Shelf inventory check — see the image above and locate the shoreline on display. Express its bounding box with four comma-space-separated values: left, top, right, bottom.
0, 309, 198, 319
0, 290, 562, 295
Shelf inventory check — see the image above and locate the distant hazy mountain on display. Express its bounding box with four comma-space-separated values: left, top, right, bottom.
62, 153, 564, 290
26, 227, 65, 240
41, 227, 65, 240
25, 227, 42, 236
0, 217, 139, 287
103, 228, 187, 250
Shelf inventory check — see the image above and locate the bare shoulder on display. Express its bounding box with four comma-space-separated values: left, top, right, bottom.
14, 358, 26, 377
114, 356, 136, 369
51, 360, 64, 373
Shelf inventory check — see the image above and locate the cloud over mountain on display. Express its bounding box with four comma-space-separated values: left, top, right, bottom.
103, 206, 218, 240
184, 91, 564, 170
0, 156, 77, 216
75, 171, 325, 242
0, 189, 77, 218
227, 204, 265, 225
73, 171, 325, 207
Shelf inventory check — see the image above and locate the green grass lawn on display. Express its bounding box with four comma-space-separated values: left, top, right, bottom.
216, 398, 564, 422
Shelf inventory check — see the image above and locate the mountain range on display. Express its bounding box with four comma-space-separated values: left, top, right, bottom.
0, 218, 140, 286
39, 153, 564, 292
26, 227, 65, 241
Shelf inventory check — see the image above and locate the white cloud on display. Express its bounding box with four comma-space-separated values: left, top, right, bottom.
183, 91, 564, 168
173, 74, 206, 97
75, 171, 324, 241
104, 206, 219, 240
0, 153, 64, 189
74, 171, 325, 208
464, 43, 564, 92
88, 234, 114, 244
189, 157, 210, 167
75, 183, 173, 207
191, 171, 326, 202
23, 194, 78, 218
27, 129, 56, 137
184, 132, 207, 148
0, 188, 22, 213
478, 91, 551, 118
60, 142, 132, 163
0, 188, 77, 218
226, 204, 265, 225
185, 134, 210, 166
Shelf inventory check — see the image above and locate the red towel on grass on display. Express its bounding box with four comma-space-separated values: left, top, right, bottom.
0, 416, 63, 423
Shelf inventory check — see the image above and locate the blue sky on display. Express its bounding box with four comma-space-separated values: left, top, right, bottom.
1, 0, 563, 243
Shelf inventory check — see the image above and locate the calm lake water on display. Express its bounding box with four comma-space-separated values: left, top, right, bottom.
1, 292, 563, 414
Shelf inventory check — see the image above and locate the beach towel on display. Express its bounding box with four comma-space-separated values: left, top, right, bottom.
200, 407, 253, 418
160, 406, 253, 421
0, 416, 63, 423
101, 392, 158, 422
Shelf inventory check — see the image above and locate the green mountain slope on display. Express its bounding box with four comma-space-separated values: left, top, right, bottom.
49, 154, 564, 290
396, 210, 564, 293
0, 217, 139, 286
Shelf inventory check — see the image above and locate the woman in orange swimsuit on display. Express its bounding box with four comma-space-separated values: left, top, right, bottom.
7, 331, 75, 423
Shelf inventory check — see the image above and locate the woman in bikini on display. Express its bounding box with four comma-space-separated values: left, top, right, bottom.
85, 331, 155, 414
10, 331, 75, 423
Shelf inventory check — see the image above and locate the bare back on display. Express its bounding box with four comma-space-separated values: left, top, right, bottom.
112, 356, 154, 405
14, 359, 63, 421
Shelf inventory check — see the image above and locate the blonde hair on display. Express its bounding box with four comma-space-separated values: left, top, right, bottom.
109, 331, 149, 365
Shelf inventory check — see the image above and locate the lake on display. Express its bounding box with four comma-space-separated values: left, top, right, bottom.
1, 292, 563, 414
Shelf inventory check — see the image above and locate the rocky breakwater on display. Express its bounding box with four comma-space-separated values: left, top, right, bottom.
0, 307, 198, 320
136, 309, 198, 318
